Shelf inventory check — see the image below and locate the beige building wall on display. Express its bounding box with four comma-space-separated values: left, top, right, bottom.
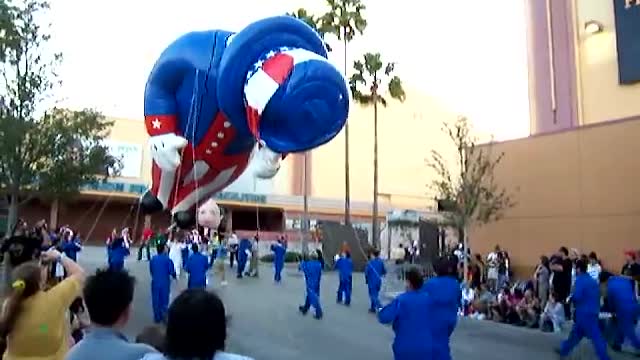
471, 118, 640, 276
311, 87, 458, 208
576, 0, 640, 125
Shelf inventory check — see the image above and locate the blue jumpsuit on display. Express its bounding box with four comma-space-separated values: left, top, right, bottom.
607, 276, 640, 350
335, 256, 353, 305
108, 244, 129, 271
237, 239, 252, 278
421, 275, 461, 360
149, 253, 176, 323
365, 257, 387, 311
271, 243, 287, 282
559, 273, 610, 360
186, 251, 210, 289
299, 259, 323, 318
61, 240, 82, 261
379, 290, 432, 360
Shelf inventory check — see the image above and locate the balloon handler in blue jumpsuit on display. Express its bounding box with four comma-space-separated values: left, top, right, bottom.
335, 250, 353, 306
270, 239, 287, 283
186, 243, 210, 289
236, 238, 252, 279
379, 267, 432, 360
298, 251, 323, 319
421, 256, 461, 360
599, 271, 640, 353
149, 243, 176, 323
108, 238, 130, 271
556, 259, 611, 360
365, 249, 387, 313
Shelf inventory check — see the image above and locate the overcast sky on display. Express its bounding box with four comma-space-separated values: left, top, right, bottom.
46, 0, 530, 141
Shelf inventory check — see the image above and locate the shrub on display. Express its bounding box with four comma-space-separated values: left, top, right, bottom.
260, 251, 302, 263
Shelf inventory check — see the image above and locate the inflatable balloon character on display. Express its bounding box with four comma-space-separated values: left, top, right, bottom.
140, 16, 349, 228
196, 198, 222, 230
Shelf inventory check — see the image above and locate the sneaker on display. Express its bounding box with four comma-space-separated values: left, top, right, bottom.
314, 313, 323, 320
298, 306, 308, 315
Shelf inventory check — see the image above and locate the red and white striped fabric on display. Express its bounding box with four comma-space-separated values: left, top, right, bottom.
244, 48, 329, 138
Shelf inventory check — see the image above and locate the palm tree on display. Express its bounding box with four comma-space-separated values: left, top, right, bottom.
349, 52, 406, 248
318, 0, 367, 227
287, 9, 328, 254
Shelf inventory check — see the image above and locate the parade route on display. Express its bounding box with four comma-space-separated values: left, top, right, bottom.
77, 246, 635, 360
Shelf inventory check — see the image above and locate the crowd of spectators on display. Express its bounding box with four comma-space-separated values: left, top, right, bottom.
454, 244, 640, 336
0, 219, 253, 360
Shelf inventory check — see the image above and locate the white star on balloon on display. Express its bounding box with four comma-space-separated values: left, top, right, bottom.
152, 118, 161, 129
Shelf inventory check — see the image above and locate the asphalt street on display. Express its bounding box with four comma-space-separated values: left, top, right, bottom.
76, 246, 636, 360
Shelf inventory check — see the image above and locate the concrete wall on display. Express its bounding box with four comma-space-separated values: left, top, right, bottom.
471, 118, 640, 275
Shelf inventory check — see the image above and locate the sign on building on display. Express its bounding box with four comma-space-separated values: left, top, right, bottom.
104, 140, 143, 178
613, 0, 640, 84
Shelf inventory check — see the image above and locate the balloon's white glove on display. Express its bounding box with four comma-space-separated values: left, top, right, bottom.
252, 142, 281, 179
149, 133, 188, 171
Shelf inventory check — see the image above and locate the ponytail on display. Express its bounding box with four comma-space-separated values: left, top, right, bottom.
0, 262, 42, 340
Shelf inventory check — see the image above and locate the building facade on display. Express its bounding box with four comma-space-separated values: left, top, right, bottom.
472, 0, 640, 275
11, 87, 450, 243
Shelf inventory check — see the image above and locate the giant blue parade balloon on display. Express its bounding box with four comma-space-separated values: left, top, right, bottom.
139, 16, 349, 228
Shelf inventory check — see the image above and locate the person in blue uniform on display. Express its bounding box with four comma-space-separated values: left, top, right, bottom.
237, 237, 252, 279
298, 252, 323, 319
270, 239, 287, 283
185, 243, 210, 289
150, 243, 176, 323
107, 237, 130, 271
379, 267, 432, 360
600, 271, 640, 352
365, 249, 387, 313
421, 255, 461, 360
60, 234, 82, 261
335, 251, 353, 306
556, 259, 610, 360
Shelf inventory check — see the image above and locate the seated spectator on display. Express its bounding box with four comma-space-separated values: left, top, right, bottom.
515, 289, 541, 327
66, 269, 156, 360
539, 291, 565, 333
0, 248, 84, 359
470, 283, 495, 320
490, 287, 522, 324
140, 289, 253, 360
460, 282, 475, 316
136, 325, 166, 353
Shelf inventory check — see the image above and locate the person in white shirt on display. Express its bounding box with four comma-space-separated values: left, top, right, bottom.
461, 282, 475, 316
540, 291, 566, 333
586, 252, 602, 281
227, 232, 239, 269
486, 245, 501, 291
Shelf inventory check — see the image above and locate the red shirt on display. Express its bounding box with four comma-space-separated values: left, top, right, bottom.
142, 228, 153, 241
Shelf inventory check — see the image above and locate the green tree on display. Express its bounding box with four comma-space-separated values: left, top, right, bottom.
0, 0, 118, 234
428, 117, 515, 280
349, 52, 406, 248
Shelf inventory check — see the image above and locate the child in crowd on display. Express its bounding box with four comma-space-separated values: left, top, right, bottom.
515, 289, 541, 327
540, 291, 566, 333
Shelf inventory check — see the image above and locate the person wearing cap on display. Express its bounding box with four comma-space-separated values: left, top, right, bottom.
270, 237, 287, 283
335, 251, 353, 306
298, 251, 323, 319
140, 16, 349, 229
600, 271, 640, 353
